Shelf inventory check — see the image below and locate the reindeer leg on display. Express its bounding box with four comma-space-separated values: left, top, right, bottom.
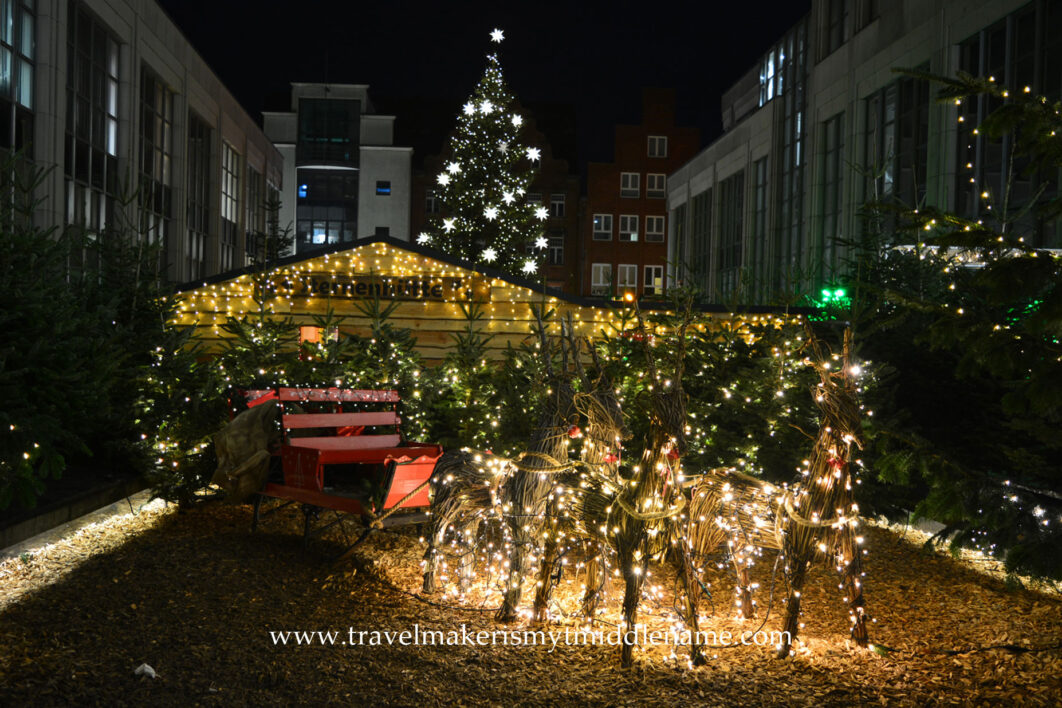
676, 543, 706, 666
838, 525, 869, 647
619, 547, 648, 668
777, 556, 809, 658
531, 511, 560, 626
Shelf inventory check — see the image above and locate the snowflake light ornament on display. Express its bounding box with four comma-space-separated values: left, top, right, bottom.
442, 218, 456, 233
484, 206, 498, 221
482, 248, 498, 262
526, 147, 541, 162
463, 102, 476, 116
534, 206, 549, 220
498, 141, 509, 154
480, 100, 494, 115
417, 233, 432, 245
446, 161, 462, 174
534, 236, 548, 249
502, 191, 515, 205
436, 173, 450, 186
490, 28, 504, 43
521, 259, 537, 274
511, 114, 523, 127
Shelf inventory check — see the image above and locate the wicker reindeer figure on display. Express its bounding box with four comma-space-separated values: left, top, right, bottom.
606, 299, 693, 668
775, 325, 869, 658
421, 449, 507, 593
494, 310, 579, 623
530, 341, 628, 626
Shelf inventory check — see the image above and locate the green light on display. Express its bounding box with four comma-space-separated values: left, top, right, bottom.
822, 289, 831, 298
834, 288, 846, 298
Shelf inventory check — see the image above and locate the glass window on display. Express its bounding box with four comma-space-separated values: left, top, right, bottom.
619, 214, 638, 242
297, 97, 359, 164
646, 215, 665, 243
0, 0, 33, 151
245, 167, 264, 261
425, 188, 439, 214
549, 193, 565, 217
647, 173, 666, 198
186, 113, 211, 280
620, 172, 640, 198
751, 158, 769, 302
220, 142, 240, 272
592, 213, 612, 241
591, 263, 612, 296
617, 263, 637, 291
826, 0, 850, 56
138, 67, 174, 275
64, 3, 119, 233
689, 188, 712, 288
717, 171, 745, 300
548, 234, 563, 265
644, 265, 664, 296
820, 112, 844, 278
648, 135, 668, 158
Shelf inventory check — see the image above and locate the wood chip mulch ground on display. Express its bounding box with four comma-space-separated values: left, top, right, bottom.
1, 501, 1060, 706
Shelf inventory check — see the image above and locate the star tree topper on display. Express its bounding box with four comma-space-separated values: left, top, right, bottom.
490, 28, 504, 43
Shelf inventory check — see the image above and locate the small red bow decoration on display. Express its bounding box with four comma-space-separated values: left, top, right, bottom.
603, 453, 619, 464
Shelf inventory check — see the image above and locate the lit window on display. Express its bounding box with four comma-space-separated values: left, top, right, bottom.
648, 136, 668, 158
646, 215, 665, 243
619, 215, 638, 242
644, 265, 664, 296
592, 213, 613, 241
647, 173, 666, 198
376, 180, 391, 195
591, 263, 612, 296
620, 172, 640, 198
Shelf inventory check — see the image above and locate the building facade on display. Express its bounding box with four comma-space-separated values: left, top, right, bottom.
668, 0, 1059, 304
582, 88, 699, 299
21, 0, 283, 284
263, 84, 412, 255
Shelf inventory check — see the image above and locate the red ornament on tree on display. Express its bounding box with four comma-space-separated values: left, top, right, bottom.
567, 425, 581, 438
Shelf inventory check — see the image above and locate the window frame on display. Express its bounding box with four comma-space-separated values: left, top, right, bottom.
648, 135, 668, 158
591, 262, 613, 296
618, 214, 639, 242
592, 213, 613, 241
549, 193, 565, 218
644, 265, 665, 297
647, 173, 666, 198
645, 214, 665, 243
620, 172, 640, 198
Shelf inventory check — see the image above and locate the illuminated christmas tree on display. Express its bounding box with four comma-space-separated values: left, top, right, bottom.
419, 29, 547, 277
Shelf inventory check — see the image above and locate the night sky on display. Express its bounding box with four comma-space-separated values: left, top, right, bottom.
157, 0, 810, 171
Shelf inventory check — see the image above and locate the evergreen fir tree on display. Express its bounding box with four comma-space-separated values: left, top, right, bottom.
420, 29, 547, 277
852, 71, 1062, 580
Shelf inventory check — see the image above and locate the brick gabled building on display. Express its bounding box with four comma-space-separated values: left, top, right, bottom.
581, 89, 700, 299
